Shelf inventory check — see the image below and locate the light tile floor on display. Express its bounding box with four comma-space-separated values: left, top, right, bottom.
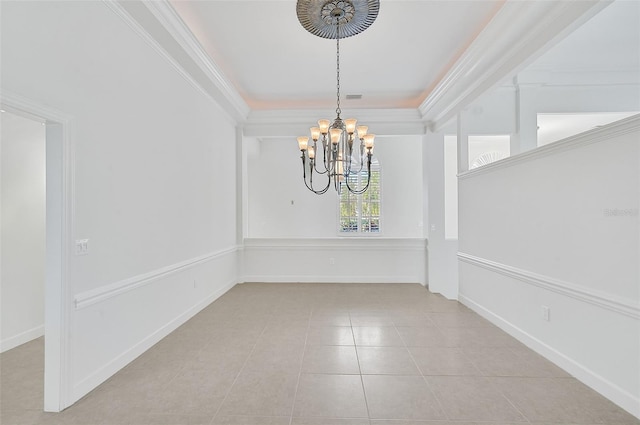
1, 283, 639, 425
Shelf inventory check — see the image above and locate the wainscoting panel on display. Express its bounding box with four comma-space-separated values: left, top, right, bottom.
457, 116, 640, 418
242, 238, 427, 285
71, 247, 238, 403
459, 257, 640, 418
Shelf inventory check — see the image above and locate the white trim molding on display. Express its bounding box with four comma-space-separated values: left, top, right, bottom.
70, 246, 239, 404
244, 237, 427, 251
420, 0, 611, 130
458, 252, 640, 320
71, 278, 236, 402
242, 238, 428, 285
0, 325, 45, 353
74, 246, 240, 310
459, 293, 640, 419
1, 91, 75, 412
458, 113, 640, 180
139, 0, 250, 122
243, 109, 427, 138
103, 1, 244, 125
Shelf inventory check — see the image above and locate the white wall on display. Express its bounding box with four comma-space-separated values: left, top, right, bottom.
1, 111, 46, 352
246, 135, 425, 238
243, 238, 426, 285
246, 138, 336, 238
243, 135, 426, 284
1, 1, 238, 407
458, 116, 640, 417
424, 132, 458, 299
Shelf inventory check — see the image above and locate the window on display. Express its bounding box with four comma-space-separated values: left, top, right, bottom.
468, 135, 510, 169
338, 159, 381, 233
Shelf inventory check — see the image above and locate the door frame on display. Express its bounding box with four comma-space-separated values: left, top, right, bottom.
1, 92, 74, 412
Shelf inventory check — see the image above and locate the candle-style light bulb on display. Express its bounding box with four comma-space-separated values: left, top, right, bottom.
357, 125, 368, 139
310, 127, 321, 142
329, 128, 342, 145
318, 120, 330, 135
297, 136, 309, 151
363, 134, 375, 151
345, 118, 357, 134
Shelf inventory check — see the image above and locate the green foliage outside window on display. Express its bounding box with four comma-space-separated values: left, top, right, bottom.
339, 164, 381, 233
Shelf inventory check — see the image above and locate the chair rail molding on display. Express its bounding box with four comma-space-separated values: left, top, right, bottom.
458, 252, 640, 320
74, 246, 240, 310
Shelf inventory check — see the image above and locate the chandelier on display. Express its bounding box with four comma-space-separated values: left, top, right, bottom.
295, 0, 380, 195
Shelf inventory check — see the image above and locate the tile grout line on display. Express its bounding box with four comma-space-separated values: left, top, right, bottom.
352, 312, 373, 423
208, 318, 270, 425
287, 309, 312, 425
490, 376, 534, 424
396, 320, 451, 422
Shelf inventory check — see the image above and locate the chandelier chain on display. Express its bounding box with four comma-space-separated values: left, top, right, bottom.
335, 19, 341, 118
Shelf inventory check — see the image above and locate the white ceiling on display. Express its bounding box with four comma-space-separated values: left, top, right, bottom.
168, 0, 503, 110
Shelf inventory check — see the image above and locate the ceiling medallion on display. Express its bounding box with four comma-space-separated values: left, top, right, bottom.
296, 0, 379, 39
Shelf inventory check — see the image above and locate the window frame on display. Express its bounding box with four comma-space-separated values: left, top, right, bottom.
336, 160, 382, 236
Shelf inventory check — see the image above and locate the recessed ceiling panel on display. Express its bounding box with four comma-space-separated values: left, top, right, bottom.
169, 0, 503, 110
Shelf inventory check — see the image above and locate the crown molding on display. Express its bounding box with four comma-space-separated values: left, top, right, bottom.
420, 0, 612, 131
134, 0, 250, 122
243, 108, 426, 138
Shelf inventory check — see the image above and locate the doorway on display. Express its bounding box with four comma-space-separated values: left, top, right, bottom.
0, 95, 72, 412
1, 110, 46, 353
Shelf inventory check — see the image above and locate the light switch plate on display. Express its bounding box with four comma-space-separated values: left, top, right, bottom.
75, 239, 89, 256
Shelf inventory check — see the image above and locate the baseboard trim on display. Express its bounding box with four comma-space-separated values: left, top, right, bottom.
71, 278, 237, 402
75, 247, 238, 310
0, 325, 45, 353
458, 252, 640, 319
459, 294, 640, 419
241, 275, 424, 285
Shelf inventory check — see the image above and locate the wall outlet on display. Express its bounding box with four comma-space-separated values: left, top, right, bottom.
193, 279, 197, 289
75, 239, 89, 256
329, 257, 336, 265
541, 305, 551, 321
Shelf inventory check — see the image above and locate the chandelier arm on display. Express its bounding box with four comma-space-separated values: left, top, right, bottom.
306, 174, 331, 194
344, 154, 372, 195
354, 145, 366, 174
331, 143, 340, 175
301, 152, 307, 181
345, 146, 355, 176
313, 152, 330, 174
308, 140, 328, 175
313, 138, 330, 174
348, 158, 364, 175
304, 159, 332, 195
344, 176, 369, 195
